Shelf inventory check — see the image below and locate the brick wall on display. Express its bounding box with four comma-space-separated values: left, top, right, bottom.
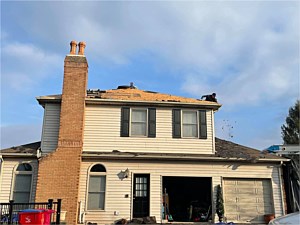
36, 44, 88, 225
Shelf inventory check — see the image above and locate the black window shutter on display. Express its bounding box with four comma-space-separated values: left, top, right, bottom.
121, 107, 130, 137
172, 109, 181, 138
199, 110, 207, 139
148, 108, 156, 138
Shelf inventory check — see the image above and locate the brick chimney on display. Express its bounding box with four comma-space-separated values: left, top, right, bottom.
35, 41, 88, 225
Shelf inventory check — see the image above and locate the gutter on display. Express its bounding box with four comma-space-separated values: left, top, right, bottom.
0, 153, 37, 158
36, 96, 61, 107
85, 98, 222, 110
278, 162, 286, 215
81, 152, 290, 162
0, 155, 3, 195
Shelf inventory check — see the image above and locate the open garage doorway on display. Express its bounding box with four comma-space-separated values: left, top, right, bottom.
162, 177, 212, 222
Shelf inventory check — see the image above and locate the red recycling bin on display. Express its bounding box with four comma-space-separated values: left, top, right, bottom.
42, 209, 55, 225
19, 209, 55, 225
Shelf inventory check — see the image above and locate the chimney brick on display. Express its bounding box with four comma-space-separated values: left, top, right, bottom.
36, 41, 88, 225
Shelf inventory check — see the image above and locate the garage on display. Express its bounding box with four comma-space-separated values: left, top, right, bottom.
162, 177, 212, 222
223, 178, 274, 223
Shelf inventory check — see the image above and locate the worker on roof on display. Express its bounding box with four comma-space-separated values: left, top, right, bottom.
201, 93, 217, 102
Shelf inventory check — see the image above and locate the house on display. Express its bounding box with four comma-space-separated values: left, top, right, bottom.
0, 41, 289, 225
266, 144, 299, 213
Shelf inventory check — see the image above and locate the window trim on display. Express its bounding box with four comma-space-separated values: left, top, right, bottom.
11, 163, 34, 203
86, 164, 107, 211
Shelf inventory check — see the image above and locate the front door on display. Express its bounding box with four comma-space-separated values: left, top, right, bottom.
133, 174, 150, 218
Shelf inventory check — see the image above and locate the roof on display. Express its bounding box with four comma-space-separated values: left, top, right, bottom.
87, 88, 218, 104
0, 138, 286, 162
36, 88, 221, 109
0, 142, 40, 155
214, 138, 283, 161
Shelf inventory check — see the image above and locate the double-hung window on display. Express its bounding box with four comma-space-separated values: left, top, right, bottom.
131, 109, 147, 136
182, 111, 198, 137
87, 164, 106, 210
121, 107, 156, 137
12, 163, 33, 203
173, 109, 207, 139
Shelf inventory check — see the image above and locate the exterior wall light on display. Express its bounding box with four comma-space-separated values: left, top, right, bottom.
121, 168, 130, 179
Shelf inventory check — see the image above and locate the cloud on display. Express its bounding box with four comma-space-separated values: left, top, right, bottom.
2, 2, 298, 101
178, 2, 299, 107
1, 41, 62, 92
1, 124, 42, 149
3, 42, 59, 64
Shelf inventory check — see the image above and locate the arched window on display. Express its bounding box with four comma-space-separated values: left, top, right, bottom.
87, 164, 106, 210
12, 163, 33, 203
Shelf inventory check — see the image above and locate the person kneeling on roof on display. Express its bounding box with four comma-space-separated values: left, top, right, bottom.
201, 93, 217, 102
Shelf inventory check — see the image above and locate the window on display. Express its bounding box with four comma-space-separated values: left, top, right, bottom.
131, 109, 147, 136
172, 109, 207, 139
87, 164, 106, 210
182, 111, 198, 137
121, 107, 156, 137
12, 163, 33, 203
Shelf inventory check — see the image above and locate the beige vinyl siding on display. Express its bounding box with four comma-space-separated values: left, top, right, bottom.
41, 103, 61, 154
79, 159, 284, 225
0, 159, 38, 203
83, 105, 214, 154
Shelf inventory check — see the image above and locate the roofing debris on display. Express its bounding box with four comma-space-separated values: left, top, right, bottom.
86, 88, 219, 104
38, 87, 221, 107
0, 142, 40, 154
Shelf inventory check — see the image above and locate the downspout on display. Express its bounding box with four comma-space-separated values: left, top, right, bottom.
212, 110, 215, 154
278, 161, 286, 215
130, 171, 133, 222
0, 155, 3, 195
78, 201, 82, 223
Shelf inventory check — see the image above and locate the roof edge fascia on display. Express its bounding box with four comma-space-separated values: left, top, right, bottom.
85, 98, 222, 110
36, 96, 61, 107
81, 152, 289, 162
35, 96, 221, 110
0, 153, 37, 158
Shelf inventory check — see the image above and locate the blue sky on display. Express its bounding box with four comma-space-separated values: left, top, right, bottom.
1, 1, 299, 150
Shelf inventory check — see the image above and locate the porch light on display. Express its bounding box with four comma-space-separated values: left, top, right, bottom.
121, 168, 130, 179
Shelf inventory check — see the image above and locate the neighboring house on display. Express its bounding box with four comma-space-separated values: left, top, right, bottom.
266, 144, 299, 213
0, 41, 289, 225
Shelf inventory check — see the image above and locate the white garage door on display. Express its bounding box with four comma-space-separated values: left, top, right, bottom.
223, 178, 274, 223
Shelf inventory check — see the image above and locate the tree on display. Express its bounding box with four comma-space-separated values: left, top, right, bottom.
281, 100, 300, 144
216, 185, 225, 222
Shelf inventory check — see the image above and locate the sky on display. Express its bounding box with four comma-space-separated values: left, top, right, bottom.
1, 1, 299, 150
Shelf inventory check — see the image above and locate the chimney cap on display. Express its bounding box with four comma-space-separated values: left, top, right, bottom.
78, 41, 86, 46
78, 41, 86, 55
69, 40, 77, 55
